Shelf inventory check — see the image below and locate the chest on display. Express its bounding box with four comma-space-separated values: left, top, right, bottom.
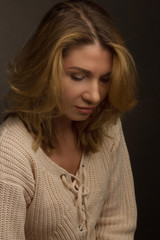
25, 151, 111, 239
48, 145, 82, 175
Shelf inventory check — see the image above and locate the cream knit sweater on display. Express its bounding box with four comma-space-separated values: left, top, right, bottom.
0, 117, 137, 240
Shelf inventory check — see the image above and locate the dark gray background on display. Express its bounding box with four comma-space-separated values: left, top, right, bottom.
0, 0, 160, 239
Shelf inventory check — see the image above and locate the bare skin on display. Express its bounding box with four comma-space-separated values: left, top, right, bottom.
48, 118, 81, 175
48, 43, 112, 175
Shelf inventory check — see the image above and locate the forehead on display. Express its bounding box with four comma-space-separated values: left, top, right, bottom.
63, 43, 113, 74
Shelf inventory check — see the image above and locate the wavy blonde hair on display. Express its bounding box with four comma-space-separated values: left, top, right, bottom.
6, 0, 137, 154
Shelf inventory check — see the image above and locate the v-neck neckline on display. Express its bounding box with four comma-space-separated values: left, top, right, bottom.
38, 145, 87, 177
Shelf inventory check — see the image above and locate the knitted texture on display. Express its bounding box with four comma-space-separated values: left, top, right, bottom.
0, 117, 137, 240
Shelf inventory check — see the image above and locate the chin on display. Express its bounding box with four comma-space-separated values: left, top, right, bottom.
69, 114, 90, 122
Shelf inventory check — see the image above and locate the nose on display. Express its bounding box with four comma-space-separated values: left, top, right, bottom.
82, 80, 101, 105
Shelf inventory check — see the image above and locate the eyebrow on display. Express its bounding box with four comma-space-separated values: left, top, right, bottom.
68, 66, 112, 77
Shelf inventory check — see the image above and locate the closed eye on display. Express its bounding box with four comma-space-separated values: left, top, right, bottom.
100, 72, 111, 83
71, 74, 85, 81
100, 77, 110, 83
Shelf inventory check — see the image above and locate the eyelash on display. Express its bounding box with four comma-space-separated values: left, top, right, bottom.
100, 77, 110, 83
71, 74, 84, 81
70, 74, 110, 83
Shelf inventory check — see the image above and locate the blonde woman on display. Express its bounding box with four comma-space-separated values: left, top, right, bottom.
0, 0, 137, 239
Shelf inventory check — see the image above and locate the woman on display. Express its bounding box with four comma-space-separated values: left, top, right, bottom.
0, 0, 137, 239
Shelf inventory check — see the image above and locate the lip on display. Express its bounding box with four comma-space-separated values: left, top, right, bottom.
76, 106, 95, 114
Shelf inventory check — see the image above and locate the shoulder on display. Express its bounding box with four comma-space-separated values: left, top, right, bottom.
88, 119, 124, 174
0, 116, 34, 152
0, 117, 35, 205
101, 118, 123, 152
106, 118, 122, 136
0, 117, 35, 182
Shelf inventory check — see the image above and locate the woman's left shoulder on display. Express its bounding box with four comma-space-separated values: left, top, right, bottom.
107, 117, 122, 134
101, 118, 123, 151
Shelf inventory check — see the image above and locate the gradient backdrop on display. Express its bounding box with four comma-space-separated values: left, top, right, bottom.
0, 1, 160, 239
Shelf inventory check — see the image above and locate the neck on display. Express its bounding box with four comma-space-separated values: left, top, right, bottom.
53, 117, 79, 152
53, 116, 73, 137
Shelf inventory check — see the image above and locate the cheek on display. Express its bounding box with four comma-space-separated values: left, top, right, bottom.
61, 85, 79, 102
62, 79, 83, 100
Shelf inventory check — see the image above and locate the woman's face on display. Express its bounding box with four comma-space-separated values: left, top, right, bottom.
61, 43, 113, 122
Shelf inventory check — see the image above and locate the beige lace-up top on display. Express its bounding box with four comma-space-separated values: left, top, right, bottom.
0, 117, 137, 240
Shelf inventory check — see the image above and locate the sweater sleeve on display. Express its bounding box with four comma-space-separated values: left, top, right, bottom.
0, 126, 35, 240
96, 120, 137, 240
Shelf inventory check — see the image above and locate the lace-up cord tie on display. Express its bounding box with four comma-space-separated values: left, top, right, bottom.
61, 169, 89, 231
